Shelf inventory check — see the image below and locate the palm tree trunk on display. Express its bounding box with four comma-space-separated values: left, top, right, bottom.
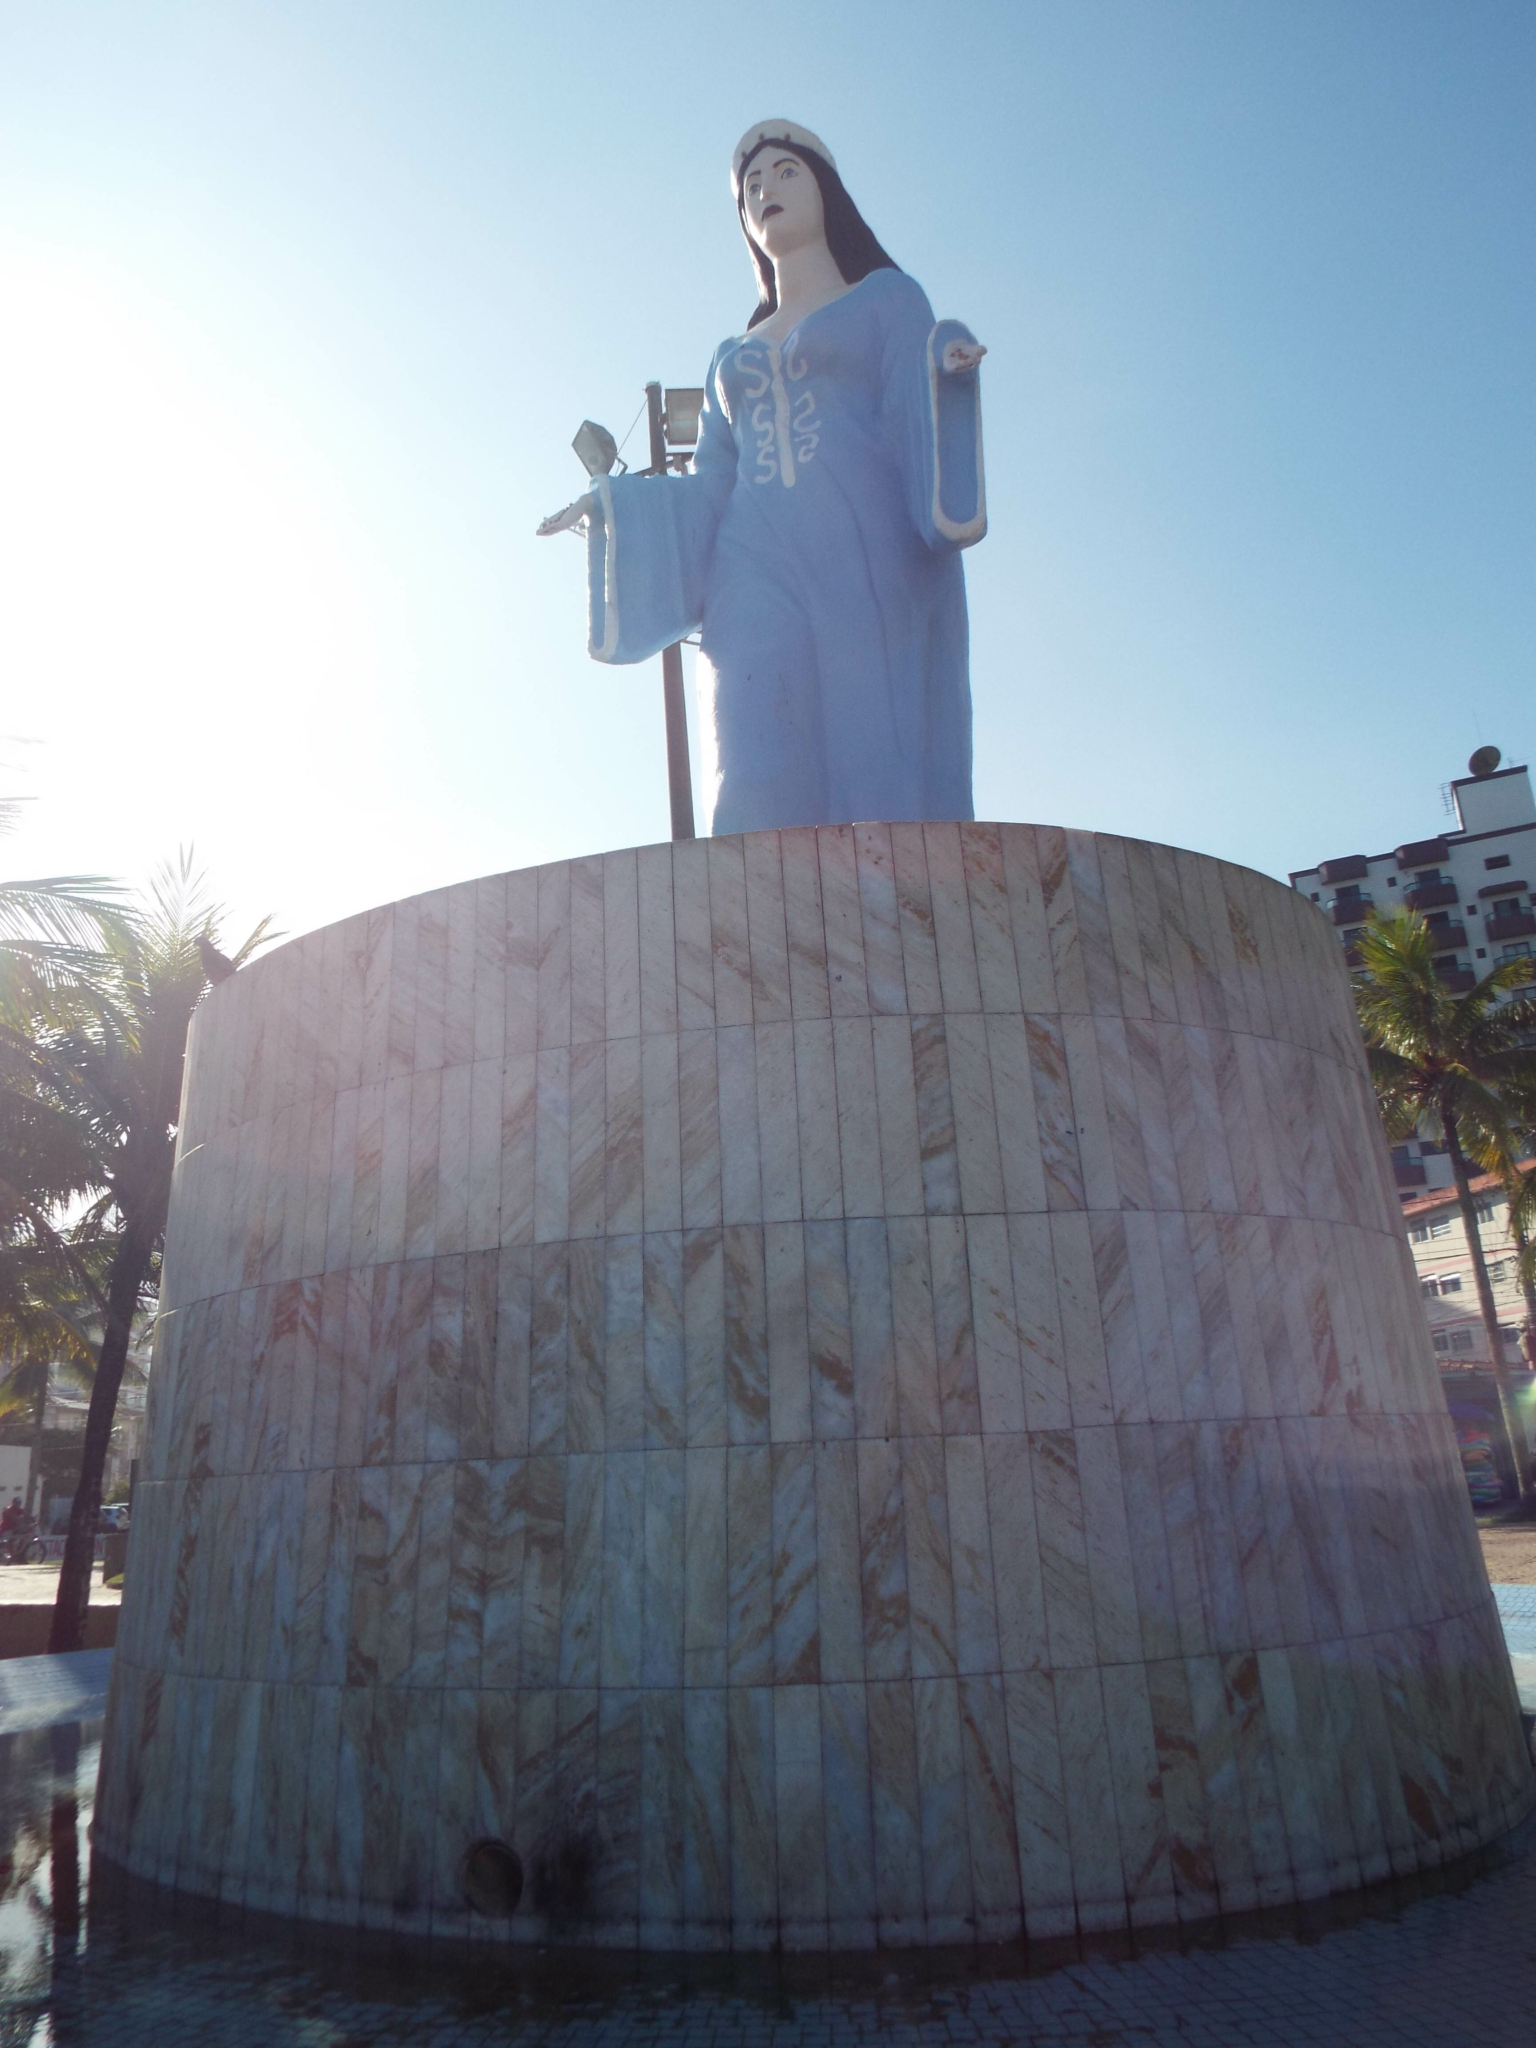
48, 1221, 154, 1654
1509, 1209, 1536, 1369
1445, 1110, 1529, 1499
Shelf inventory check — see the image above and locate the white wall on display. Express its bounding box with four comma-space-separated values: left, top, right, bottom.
0, 1444, 31, 1506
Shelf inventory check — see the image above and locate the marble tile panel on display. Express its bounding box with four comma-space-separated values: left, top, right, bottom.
814, 1441, 865, 1684
600, 848, 641, 1043
639, 1689, 686, 1940
1007, 1214, 1069, 1431
727, 1687, 778, 1945
707, 834, 754, 1028
901, 1435, 956, 1679
519, 1455, 565, 1687
887, 1216, 940, 1438
594, 1688, 643, 1939
489, 1242, 532, 1458
684, 1226, 726, 1449
858, 1438, 910, 1681
470, 872, 507, 1068
641, 1032, 682, 1233
848, 1217, 898, 1439
643, 1231, 686, 1448
771, 1684, 827, 1944
805, 1221, 855, 1441
600, 1449, 644, 1687
817, 825, 870, 1017
557, 1451, 604, 1686
956, 822, 1019, 1015
727, 1444, 774, 1686
833, 1017, 886, 1217
1141, 1657, 1218, 1923
1256, 1647, 1330, 1899
862, 1678, 923, 1941
1054, 1665, 1128, 1933
445, 1458, 488, 1688
755, 1020, 802, 1222
743, 831, 792, 1022
922, 822, 981, 1017
716, 1025, 764, 1225
409, 1459, 455, 1688
345, 1080, 384, 1274
772, 1439, 820, 1683
779, 827, 831, 1020
669, 1692, 729, 1950
1002, 1668, 1074, 1939
478, 1459, 524, 1690
683, 1446, 728, 1688
791, 1019, 843, 1219
1088, 1216, 1149, 1425
965, 1214, 1024, 1436
765, 1221, 811, 1443
301, 1095, 335, 1278
642, 1447, 686, 1688
568, 855, 605, 1048
565, 1238, 605, 1453
1032, 827, 1087, 1019
723, 1224, 770, 1442
636, 841, 678, 1037
670, 838, 714, 1032
1236, 1634, 1319, 1898
944, 1012, 1005, 1213
887, 821, 942, 1013
853, 822, 907, 1014
911, 1675, 971, 1941
1100, 1662, 1175, 1926
678, 1028, 723, 1229
604, 1233, 645, 1450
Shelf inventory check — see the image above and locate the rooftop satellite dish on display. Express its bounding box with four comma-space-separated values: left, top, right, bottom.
1468, 745, 1502, 778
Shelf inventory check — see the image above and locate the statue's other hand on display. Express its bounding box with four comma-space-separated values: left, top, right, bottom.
536, 495, 595, 538
941, 339, 987, 374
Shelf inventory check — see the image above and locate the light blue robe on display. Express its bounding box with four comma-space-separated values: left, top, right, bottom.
585, 268, 985, 834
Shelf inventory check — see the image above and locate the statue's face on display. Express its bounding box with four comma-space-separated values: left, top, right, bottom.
741, 150, 826, 259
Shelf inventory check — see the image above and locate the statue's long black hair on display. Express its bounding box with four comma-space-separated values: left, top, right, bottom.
736, 138, 898, 329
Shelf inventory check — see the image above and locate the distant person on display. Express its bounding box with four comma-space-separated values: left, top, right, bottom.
0, 1496, 22, 1535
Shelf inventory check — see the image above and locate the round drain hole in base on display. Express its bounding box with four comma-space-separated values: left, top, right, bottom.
460, 1838, 524, 1917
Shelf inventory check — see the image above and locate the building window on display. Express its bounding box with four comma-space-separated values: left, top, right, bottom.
1409, 1215, 1454, 1242
1486, 854, 1512, 871
1492, 898, 1523, 918
1474, 1197, 1502, 1222
1489, 1261, 1509, 1283
1452, 1329, 1476, 1354
1310, 891, 1319, 902
1421, 1274, 1464, 1296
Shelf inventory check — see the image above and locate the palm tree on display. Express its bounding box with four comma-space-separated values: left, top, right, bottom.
29, 857, 270, 1652
1354, 906, 1536, 1496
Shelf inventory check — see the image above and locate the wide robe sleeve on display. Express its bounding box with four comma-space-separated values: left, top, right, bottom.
877, 271, 987, 553
586, 347, 737, 665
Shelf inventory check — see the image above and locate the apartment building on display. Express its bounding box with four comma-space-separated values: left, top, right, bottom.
1290, 747, 1536, 1202
1401, 1163, 1534, 1368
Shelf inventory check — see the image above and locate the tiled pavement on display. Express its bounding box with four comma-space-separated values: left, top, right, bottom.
4, 1598, 1536, 2045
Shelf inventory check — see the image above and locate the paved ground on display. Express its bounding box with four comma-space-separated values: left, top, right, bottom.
1477, 1515, 1536, 1584
0, 1559, 120, 1606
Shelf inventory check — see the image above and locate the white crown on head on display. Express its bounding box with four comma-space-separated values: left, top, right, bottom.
732, 121, 836, 187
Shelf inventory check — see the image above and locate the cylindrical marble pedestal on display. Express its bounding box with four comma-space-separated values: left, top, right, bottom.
98, 822, 1531, 1948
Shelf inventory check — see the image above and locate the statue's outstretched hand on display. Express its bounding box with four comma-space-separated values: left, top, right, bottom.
941, 339, 987, 374
536, 494, 596, 538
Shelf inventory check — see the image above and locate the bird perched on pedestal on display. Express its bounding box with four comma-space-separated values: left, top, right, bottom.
196, 932, 237, 984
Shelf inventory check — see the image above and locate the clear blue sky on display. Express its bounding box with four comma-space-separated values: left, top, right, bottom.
2, 1, 1532, 944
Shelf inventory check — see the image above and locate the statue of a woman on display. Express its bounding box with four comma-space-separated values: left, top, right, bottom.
539, 121, 987, 835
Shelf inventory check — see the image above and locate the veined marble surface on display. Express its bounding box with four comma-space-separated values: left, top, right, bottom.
96, 822, 1532, 1949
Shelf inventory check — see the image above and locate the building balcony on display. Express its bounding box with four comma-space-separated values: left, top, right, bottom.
1404, 880, 1460, 912
1486, 910, 1536, 942
1396, 837, 1450, 868
1427, 923, 1468, 953
1317, 854, 1369, 885
1479, 878, 1529, 899
1328, 894, 1372, 924
1435, 965, 1476, 993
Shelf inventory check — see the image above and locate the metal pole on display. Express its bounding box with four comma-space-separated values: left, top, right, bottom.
645, 383, 696, 841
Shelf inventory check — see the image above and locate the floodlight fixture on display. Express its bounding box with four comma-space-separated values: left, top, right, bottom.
572, 420, 619, 477
662, 388, 705, 447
